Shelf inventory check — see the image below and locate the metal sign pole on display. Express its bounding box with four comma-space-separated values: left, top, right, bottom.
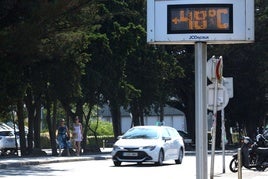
210, 62, 219, 179
195, 42, 208, 179
221, 109, 226, 173
210, 102, 217, 179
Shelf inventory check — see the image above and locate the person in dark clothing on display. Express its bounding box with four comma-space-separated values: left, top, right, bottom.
57, 119, 70, 156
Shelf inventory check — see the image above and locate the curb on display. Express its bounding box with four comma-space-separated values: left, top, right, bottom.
0, 153, 112, 169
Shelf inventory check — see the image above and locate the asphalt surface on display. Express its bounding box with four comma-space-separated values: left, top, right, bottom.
1, 148, 267, 179
0, 148, 238, 169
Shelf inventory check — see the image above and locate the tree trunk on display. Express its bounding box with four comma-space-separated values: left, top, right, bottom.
185, 91, 195, 140
110, 101, 121, 138
139, 103, 144, 126
17, 98, 27, 156
24, 88, 35, 153
83, 104, 93, 150
33, 97, 41, 148
131, 101, 140, 126
159, 104, 164, 123
46, 100, 58, 156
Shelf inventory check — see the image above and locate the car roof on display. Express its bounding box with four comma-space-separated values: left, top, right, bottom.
132, 125, 173, 128
129, 125, 176, 131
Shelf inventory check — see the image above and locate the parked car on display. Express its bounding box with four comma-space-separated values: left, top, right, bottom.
5, 121, 29, 136
0, 122, 19, 155
177, 130, 194, 149
111, 125, 185, 166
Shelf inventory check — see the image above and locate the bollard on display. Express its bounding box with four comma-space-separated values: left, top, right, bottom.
103, 140, 105, 149
238, 148, 242, 179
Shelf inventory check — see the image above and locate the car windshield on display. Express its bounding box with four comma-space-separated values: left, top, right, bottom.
122, 127, 159, 139
0, 131, 13, 136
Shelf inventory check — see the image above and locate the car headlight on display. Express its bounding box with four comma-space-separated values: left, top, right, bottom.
113, 145, 122, 150
142, 145, 156, 151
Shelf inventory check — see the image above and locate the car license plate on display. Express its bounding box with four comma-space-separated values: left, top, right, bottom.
123, 152, 138, 157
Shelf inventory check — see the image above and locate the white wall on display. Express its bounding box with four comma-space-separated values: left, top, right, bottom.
121, 117, 132, 134
121, 115, 187, 133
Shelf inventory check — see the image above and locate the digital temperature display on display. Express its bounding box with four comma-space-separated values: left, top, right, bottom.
167, 4, 233, 34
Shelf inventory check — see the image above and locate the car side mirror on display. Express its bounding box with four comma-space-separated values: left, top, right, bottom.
162, 136, 171, 141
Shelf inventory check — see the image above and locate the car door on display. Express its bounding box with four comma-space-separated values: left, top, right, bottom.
161, 128, 174, 160
167, 127, 181, 159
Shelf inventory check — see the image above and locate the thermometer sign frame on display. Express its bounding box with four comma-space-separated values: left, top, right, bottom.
147, 0, 254, 44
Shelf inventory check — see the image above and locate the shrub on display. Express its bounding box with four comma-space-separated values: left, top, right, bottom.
87, 135, 115, 148
40, 132, 51, 148
88, 120, 114, 136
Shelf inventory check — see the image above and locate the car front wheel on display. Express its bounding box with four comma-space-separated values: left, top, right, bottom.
155, 150, 164, 166
113, 160, 121, 166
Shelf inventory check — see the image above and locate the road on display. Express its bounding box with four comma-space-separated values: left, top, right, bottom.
0, 155, 267, 179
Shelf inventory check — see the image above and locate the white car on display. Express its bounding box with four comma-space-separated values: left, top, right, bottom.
111, 125, 185, 166
0, 122, 19, 155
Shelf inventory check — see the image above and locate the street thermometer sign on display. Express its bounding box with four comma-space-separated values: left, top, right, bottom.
147, 1, 254, 179
147, 0, 254, 44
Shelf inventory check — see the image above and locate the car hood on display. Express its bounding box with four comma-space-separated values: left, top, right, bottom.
115, 139, 160, 147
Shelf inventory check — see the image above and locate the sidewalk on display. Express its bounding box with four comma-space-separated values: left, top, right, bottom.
0, 148, 113, 169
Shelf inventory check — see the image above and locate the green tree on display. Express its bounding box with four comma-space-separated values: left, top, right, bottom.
0, 0, 97, 155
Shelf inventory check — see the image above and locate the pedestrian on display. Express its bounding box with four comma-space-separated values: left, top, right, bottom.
72, 116, 83, 156
57, 119, 70, 156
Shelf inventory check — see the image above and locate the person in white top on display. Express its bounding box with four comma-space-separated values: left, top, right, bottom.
72, 116, 83, 156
